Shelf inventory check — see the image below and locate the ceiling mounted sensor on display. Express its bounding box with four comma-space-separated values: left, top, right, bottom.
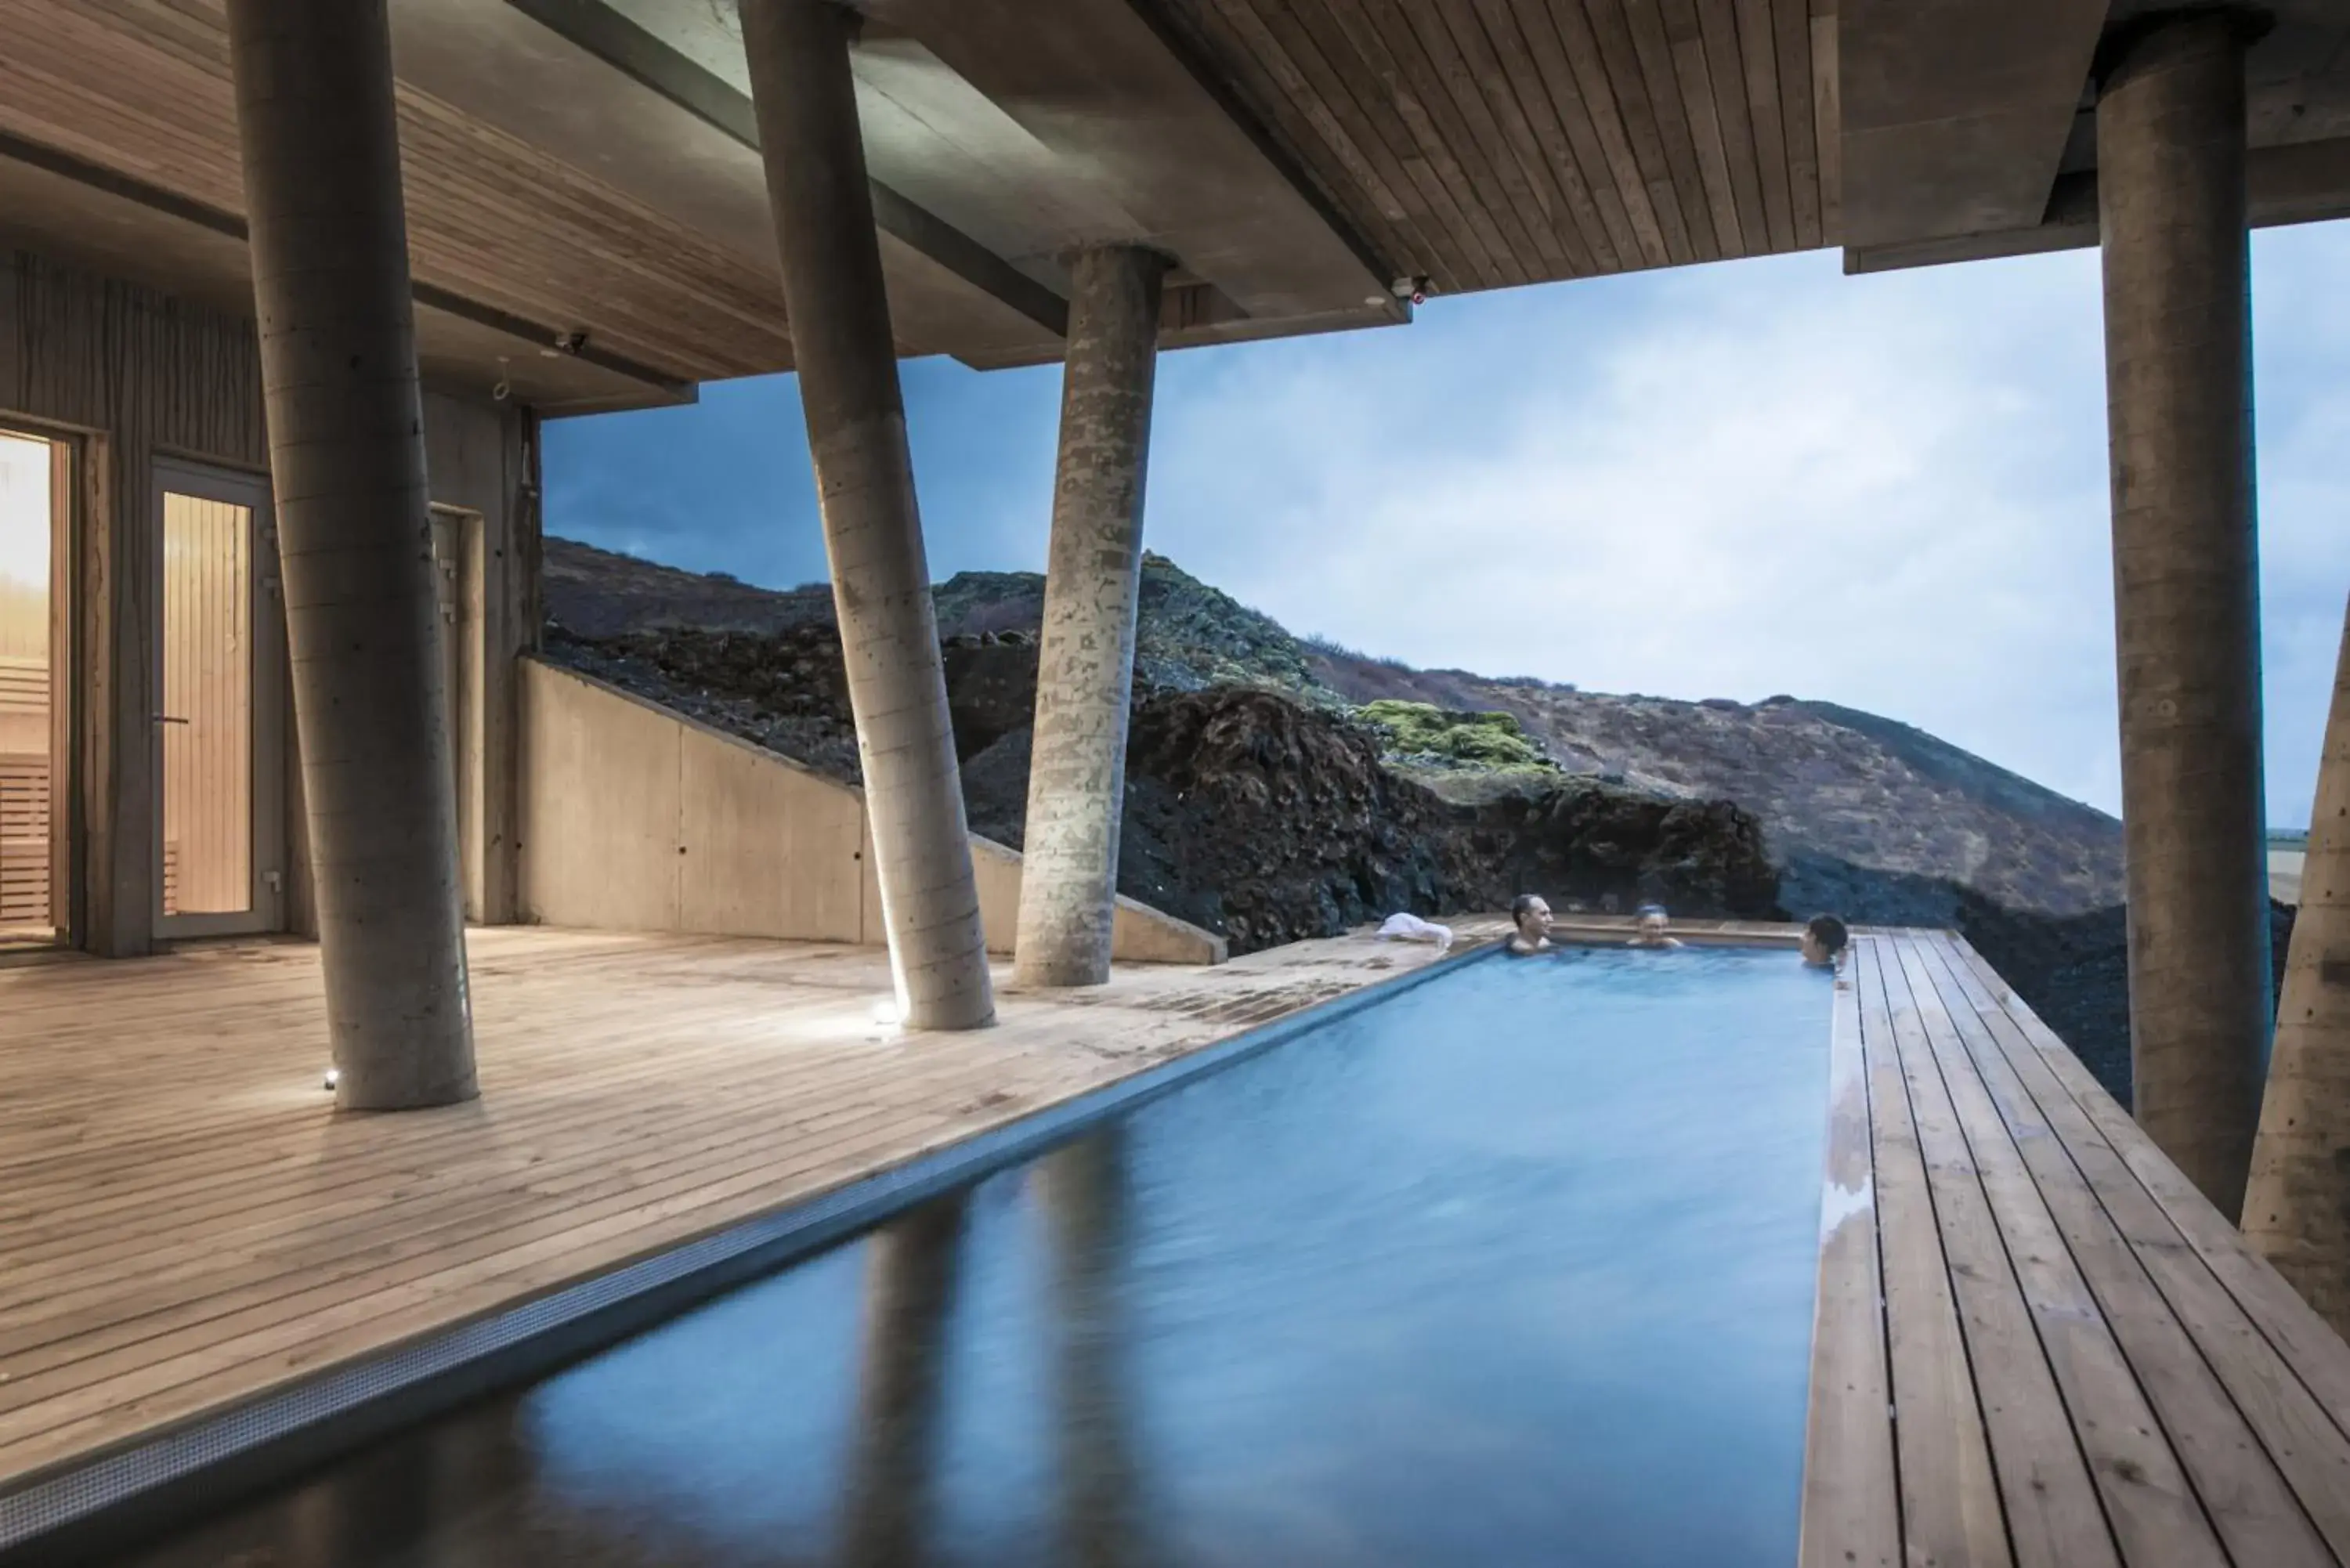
540, 328, 591, 358
1390, 275, 1431, 305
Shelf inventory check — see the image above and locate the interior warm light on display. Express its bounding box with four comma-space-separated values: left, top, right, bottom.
323, 1067, 339, 1093
870, 999, 901, 1028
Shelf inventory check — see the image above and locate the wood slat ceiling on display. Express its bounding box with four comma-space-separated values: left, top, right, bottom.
0, 0, 790, 388
1148, 0, 1842, 298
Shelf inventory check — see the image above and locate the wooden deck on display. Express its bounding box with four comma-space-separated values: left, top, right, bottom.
1804, 930, 2350, 1568
0, 921, 1495, 1528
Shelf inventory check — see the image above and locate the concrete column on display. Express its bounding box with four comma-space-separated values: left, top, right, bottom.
225, 0, 475, 1110
2095, 7, 2269, 1219
739, 0, 992, 1030
1038, 1130, 1144, 1567
841, 1194, 967, 1568
1014, 247, 1170, 989
2247, 595, 2350, 1333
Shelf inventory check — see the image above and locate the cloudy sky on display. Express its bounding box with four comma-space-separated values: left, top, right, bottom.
546, 220, 2349, 827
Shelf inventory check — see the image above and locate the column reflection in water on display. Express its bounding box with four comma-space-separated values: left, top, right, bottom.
1038, 1129, 1146, 1568
839, 1191, 971, 1568
109, 1395, 544, 1568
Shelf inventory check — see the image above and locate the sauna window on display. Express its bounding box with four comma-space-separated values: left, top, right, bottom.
0, 429, 65, 947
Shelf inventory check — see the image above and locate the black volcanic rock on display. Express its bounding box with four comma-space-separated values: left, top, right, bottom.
963, 688, 1781, 954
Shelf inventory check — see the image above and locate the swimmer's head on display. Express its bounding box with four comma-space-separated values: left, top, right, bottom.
1510, 894, 1552, 942
1636, 904, 1670, 940
1802, 914, 1849, 967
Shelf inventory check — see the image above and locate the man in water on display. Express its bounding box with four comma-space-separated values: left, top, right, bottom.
1506, 894, 1552, 955
1801, 914, 1849, 967
1628, 905, 1683, 948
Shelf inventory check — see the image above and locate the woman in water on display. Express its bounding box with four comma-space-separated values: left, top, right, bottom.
1628, 905, 1683, 948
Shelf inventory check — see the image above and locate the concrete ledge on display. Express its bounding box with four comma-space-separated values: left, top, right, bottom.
517, 656, 1224, 965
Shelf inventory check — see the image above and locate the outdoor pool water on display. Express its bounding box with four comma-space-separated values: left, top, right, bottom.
113, 945, 1834, 1568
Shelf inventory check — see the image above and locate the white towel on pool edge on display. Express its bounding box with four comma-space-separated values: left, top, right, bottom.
1377, 912, 1454, 950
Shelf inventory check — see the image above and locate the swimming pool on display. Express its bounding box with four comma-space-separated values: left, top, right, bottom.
107, 944, 1834, 1567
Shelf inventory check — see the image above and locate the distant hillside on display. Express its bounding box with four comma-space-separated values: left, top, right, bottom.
544, 534, 2124, 919
1303, 650, 2124, 919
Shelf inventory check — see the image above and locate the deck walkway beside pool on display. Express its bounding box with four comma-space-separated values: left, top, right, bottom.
1806, 930, 2350, 1568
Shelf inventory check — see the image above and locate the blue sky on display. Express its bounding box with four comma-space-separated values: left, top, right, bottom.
547, 220, 2349, 826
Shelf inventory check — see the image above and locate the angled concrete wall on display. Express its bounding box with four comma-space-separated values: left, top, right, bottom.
516, 659, 1224, 966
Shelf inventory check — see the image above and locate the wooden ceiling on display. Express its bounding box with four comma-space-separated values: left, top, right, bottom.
0, 0, 2344, 416
1148, 0, 1841, 295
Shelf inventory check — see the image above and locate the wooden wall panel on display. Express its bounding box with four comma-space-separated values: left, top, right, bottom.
3, 249, 533, 952
0, 0, 786, 383
1, 250, 266, 955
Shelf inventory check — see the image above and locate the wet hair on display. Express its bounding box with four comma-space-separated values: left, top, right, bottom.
1510, 894, 1547, 923
1636, 904, 1668, 920
1806, 914, 1850, 955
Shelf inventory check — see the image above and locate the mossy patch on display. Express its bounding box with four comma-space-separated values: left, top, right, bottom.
1354, 699, 1554, 771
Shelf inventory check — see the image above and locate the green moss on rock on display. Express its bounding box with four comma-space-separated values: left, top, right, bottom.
1354, 699, 1553, 771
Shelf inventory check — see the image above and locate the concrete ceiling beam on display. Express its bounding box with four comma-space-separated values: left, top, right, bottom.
497, 0, 1072, 340
1838, 0, 2113, 249
1842, 134, 2350, 272
862, 0, 1394, 323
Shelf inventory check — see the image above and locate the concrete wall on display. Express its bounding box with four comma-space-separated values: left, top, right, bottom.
517, 658, 1225, 966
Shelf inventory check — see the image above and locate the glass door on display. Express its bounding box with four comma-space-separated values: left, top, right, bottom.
0, 428, 66, 948
154, 460, 284, 938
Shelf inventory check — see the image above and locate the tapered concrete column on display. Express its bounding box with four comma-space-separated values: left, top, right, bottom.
740, 0, 992, 1030
2247, 597, 2350, 1332
841, 1194, 967, 1568
226, 0, 475, 1109
1014, 247, 1170, 989
2096, 8, 2269, 1219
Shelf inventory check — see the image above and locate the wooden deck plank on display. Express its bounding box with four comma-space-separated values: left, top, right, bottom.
1875, 940, 2118, 1568
1896, 940, 2223, 1568
1853, 937, 2015, 1567
1796, 945, 1899, 1568
1914, 935, 2337, 1567
1943, 935, 2350, 1433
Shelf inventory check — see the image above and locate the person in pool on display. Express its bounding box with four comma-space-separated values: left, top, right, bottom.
1628, 905, 1683, 948
1506, 894, 1552, 955
1801, 913, 1850, 967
